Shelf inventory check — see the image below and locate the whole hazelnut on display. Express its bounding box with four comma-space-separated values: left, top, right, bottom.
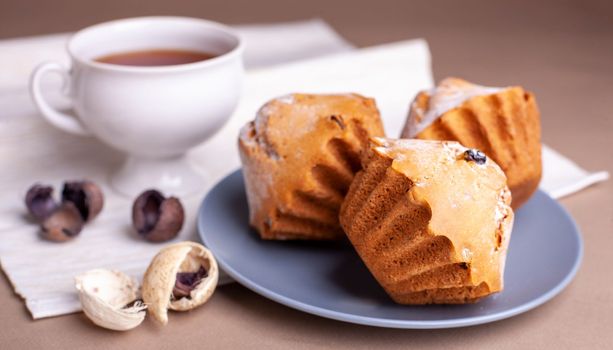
132, 190, 184, 242
41, 202, 84, 242
62, 181, 104, 222
25, 184, 58, 221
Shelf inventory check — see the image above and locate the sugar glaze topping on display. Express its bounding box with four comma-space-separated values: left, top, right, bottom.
407, 78, 504, 137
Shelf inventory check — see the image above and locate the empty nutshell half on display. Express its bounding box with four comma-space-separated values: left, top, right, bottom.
75, 269, 147, 331
142, 242, 219, 325
132, 189, 185, 242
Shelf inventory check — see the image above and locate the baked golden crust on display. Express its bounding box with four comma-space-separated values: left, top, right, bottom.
339, 137, 514, 304
239, 93, 385, 240
401, 78, 542, 209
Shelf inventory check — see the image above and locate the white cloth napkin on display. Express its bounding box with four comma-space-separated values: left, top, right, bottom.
0, 19, 607, 319
540, 146, 609, 198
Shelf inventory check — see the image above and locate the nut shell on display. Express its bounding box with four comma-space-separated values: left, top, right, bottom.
75, 269, 146, 331
142, 242, 219, 325
62, 180, 104, 222
41, 202, 84, 242
25, 184, 58, 221
132, 190, 185, 242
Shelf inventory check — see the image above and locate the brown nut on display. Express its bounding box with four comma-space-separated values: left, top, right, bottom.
142, 242, 218, 325
132, 190, 184, 242
62, 180, 104, 222
41, 202, 84, 242
25, 184, 58, 221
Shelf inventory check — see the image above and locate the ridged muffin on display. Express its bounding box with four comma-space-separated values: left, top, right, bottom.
339, 137, 514, 304
401, 77, 541, 209
239, 94, 385, 240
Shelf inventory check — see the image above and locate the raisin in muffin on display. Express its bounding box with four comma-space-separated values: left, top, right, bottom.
340, 137, 514, 304
401, 77, 541, 209
239, 93, 385, 240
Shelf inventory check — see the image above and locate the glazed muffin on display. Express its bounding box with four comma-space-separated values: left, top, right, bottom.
401, 77, 541, 209
339, 137, 514, 304
239, 93, 385, 240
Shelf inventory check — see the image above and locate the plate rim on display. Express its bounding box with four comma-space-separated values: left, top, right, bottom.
198, 169, 584, 329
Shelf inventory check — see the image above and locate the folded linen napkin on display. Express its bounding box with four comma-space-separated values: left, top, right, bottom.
0, 19, 607, 319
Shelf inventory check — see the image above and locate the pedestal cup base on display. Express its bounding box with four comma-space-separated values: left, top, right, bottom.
110, 155, 206, 198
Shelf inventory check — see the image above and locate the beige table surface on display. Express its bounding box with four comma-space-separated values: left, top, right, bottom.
1, 0, 612, 348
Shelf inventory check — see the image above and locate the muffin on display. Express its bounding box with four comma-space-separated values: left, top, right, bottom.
401, 77, 541, 209
339, 137, 514, 304
239, 93, 385, 240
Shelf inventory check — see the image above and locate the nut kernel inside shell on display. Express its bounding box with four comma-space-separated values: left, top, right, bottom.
25, 184, 57, 221
132, 190, 185, 242
142, 242, 219, 325
173, 266, 208, 299
62, 180, 104, 222
41, 202, 84, 242
75, 269, 146, 331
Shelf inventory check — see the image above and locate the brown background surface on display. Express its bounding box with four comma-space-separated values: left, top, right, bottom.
1, 0, 612, 348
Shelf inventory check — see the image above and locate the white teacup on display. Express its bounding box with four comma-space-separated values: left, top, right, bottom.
30, 17, 243, 196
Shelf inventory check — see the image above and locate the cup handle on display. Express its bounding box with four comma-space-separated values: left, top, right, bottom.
29, 62, 91, 136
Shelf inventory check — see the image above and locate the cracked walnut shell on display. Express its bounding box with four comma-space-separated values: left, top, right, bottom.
142, 241, 219, 325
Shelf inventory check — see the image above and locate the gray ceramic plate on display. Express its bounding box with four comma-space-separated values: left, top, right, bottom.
198, 170, 583, 329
